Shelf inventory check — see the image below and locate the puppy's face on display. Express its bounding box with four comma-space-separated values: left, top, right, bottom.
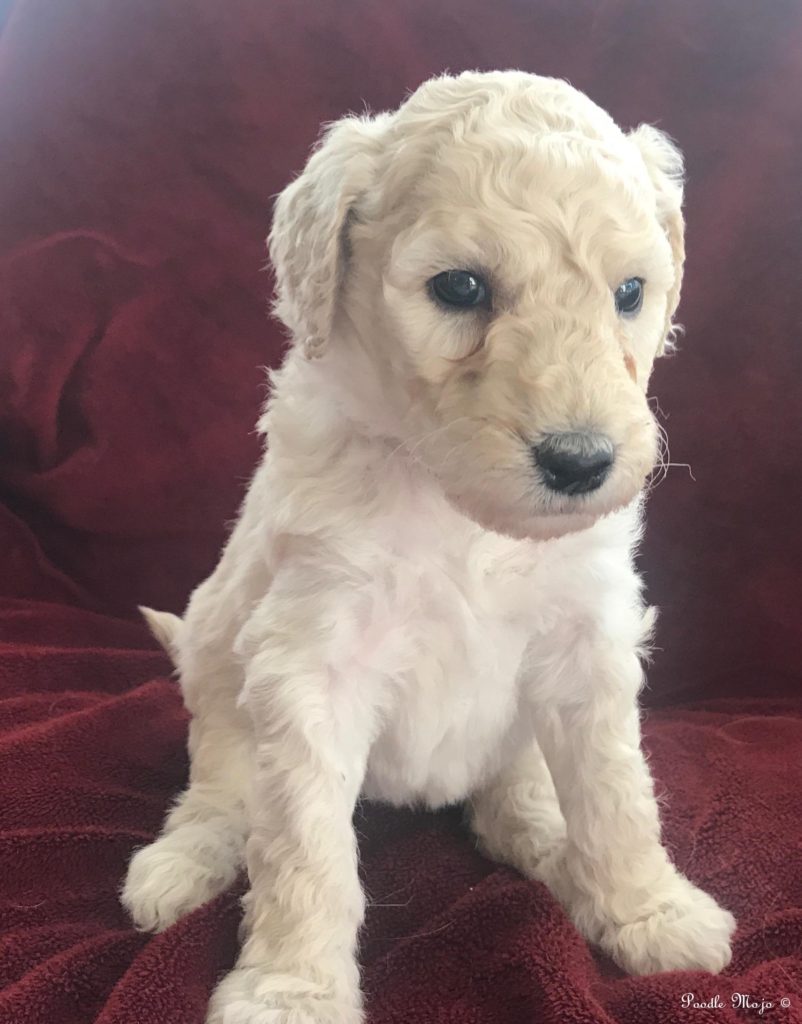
270, 72, 685, 540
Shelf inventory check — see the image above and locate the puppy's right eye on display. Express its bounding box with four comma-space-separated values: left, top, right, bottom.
429, 270, 490, 310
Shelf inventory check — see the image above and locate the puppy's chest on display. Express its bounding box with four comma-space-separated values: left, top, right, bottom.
361, 533, 542, 808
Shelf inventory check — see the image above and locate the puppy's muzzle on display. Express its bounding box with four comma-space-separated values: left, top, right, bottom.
533, 432, 615, 496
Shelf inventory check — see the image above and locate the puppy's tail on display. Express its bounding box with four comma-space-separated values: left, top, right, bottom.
139, 605, 182, 667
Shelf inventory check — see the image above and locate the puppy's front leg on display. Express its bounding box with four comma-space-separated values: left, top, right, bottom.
533, 642, 735, 976
207, 580, 375, 1024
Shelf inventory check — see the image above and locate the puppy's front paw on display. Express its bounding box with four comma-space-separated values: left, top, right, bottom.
206, 966, 363, 1024
537, 852, 735, 975
604, 881, 736, 975
123, 829, 239, 932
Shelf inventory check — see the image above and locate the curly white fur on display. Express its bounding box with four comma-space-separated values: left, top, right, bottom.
122, 70, 735, 1023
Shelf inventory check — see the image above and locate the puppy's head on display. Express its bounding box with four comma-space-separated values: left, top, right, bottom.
269, 71, 685, 540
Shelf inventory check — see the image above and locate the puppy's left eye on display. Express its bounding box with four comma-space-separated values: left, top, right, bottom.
429, 270, 490, 310
614, 277, 645, 316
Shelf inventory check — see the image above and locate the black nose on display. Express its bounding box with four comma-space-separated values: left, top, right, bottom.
533, 433, 614, 495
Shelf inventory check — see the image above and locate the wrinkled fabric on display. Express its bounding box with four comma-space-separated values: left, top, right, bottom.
1, 0, 801, 1021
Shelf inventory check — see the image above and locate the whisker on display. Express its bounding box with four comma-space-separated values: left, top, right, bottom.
645, 417, 696, 492
663, 461, 697, 482
647, 394, 670, 420
384, 416, 475, 467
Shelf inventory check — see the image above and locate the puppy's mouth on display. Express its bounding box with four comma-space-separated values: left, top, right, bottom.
415, 412, 656, 539
442, 462, 643, 543
513, 452, 653, 539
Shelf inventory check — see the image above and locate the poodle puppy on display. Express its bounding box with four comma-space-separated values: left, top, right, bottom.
123, 70, 736, 1024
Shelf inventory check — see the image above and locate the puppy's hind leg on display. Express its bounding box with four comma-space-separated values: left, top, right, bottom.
123, 705, 251, 932
469, 740, 567, 879
123, 612, 252, 933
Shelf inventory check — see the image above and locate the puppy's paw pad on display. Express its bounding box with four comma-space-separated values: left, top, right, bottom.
206, 967, 363, 1024
609, 887, 736, 975
122, 835, 237, 932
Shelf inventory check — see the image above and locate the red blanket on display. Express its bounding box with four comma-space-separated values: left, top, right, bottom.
1, 0, 801, 1021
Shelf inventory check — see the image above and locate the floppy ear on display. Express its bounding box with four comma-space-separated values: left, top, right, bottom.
268, 115, 386, 359
629, 125, 686, 354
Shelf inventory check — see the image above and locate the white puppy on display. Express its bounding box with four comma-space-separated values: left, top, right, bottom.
123, 70, 736, 1024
